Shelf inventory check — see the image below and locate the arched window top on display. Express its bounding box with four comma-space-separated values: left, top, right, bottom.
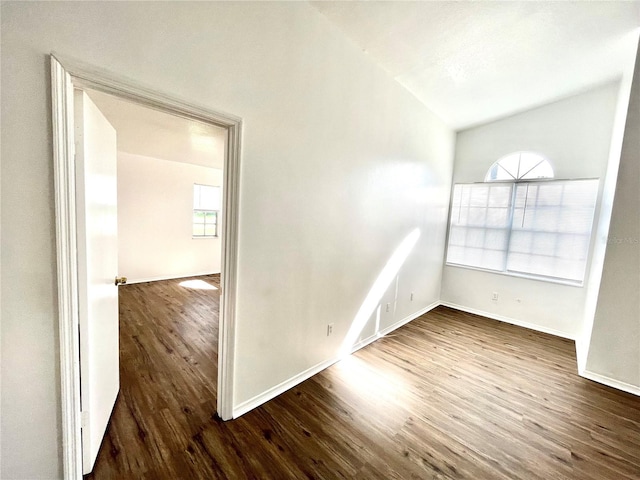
485, 151, 554, 182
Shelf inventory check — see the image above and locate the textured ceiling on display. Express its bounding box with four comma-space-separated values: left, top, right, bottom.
87, 90, 226, 169
311, 1, 640, 129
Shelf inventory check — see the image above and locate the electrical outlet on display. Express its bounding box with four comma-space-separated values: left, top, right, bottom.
410, 292, 414, 301
327, 323, 334, 336
492, 292, 499, 302
386, 303, 390, 312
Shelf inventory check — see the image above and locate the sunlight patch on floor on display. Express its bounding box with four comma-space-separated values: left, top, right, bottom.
335, 355, 409, 404
179, 279, 218, 290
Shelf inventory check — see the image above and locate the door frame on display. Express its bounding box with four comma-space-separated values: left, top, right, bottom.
51, 53, 241, 479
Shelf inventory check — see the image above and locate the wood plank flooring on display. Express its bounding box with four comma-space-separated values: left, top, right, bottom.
86, 276, 640, 479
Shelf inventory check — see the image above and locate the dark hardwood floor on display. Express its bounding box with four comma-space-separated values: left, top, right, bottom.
86, 276, 640, 479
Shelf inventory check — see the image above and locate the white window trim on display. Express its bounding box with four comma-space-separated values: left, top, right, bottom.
485, 151, 554, 182
193, 184, 221, 238
445, 177, 600, 286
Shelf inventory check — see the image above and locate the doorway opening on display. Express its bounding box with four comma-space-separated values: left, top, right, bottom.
87, 87, 226, 475
51, 55, 241, 479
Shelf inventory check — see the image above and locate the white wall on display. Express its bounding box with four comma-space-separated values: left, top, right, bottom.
584, 40, 640, 392
0, 3, 454, 478
441, 82, 620, 339
118, 152, 222, 283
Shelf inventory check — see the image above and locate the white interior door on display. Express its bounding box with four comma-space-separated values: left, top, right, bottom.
74, 89, 120, 475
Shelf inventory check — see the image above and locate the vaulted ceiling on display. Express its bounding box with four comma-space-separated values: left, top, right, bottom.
86, 2, 639, 159
312, 1, 640, 129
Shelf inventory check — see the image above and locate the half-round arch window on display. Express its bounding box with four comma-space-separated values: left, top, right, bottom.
485, 151, 554, 182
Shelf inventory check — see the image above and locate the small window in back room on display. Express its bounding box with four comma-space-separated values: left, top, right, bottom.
193, 184, 221, 237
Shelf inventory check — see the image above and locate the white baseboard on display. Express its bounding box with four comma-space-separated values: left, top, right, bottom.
380, 301, 441, 337
233, 357, 339, 418
579, 369, 640, 397
442, 303, 640, 398
233, 300, 638, 418
232, 301, 440, 418
439, 301, 576, 340
347, 301, 441, 353
348, 333, 378, 354
126, 272, 220, 284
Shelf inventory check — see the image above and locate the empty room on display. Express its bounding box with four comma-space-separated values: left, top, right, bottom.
1, 2, 640, 480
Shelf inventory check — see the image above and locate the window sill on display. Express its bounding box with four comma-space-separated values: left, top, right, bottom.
444, 262, 585, 287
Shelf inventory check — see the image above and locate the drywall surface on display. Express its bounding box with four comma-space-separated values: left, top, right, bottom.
0, 2, 454, 477
441, 82, 620, 339
118, 152, 222, 282
585, 42, 640, 389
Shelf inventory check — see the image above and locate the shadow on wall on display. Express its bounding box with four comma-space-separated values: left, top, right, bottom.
340, 228, 421, 357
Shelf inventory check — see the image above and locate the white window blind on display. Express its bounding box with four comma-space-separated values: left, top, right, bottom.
447, 183, 513, 271
507, 179, 598, 282
446, 179, 599, 284
194, 184, 221, 211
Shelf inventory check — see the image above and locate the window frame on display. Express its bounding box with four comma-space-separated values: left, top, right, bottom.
485, 151, 554, 182
193, 183, 220, 239
445, 176, 600, 286
192, 209, 219, 238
